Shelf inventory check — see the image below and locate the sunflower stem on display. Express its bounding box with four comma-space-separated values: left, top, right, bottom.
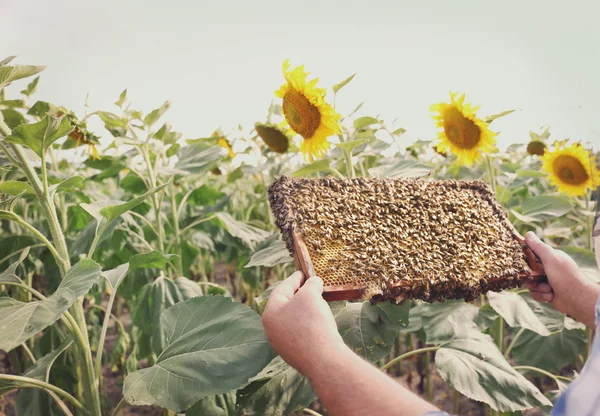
485, 154, 497, 194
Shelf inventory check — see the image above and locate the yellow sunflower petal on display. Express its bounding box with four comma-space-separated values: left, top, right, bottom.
430, 92, 497, 166
541, 141, 600, 196
275, 59, 341, 162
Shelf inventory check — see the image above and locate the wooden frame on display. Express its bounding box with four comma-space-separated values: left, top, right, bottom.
292, 230, 547, 302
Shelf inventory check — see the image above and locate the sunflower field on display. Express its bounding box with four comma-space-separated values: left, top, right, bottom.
0, 56, 599, 416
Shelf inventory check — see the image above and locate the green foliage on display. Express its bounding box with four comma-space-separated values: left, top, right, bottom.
435, 318, 552, 412
124, 296, 274, 411
0, 259, 102, 352
6, 115, 73, 157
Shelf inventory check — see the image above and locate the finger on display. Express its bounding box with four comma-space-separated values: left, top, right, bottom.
269, 271, 305, 303
525, 232, 556, 264
298, 275, 324, 297
529, 289, 554, 302
533, 283, 552, 293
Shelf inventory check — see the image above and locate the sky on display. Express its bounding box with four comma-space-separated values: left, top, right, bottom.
2, 0, 600, 156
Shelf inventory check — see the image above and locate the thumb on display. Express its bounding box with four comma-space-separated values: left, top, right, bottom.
299, 276, 324, 297
525, 232, 555, 264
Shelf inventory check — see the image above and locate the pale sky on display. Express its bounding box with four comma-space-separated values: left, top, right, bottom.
2, 0, 600, 154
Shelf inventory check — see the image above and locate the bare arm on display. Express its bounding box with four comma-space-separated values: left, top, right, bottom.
525, 231, 600, 328
262, 271, 438, 416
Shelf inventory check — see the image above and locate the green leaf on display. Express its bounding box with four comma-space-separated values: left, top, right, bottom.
0, 99, 26, 109
115, 89, 127, 108
291, 159, 330, 177
511, 327, 586, 373
166, 143, 180, 158
0, 336, 72, 406
332, 73, 356, 93
144, 100, 170, 127
110, 328, 131, 372
246, 237, 292, 268
236, 356, 316, 416
391, 127, 406, 136
368, 159, 432, 179
335, 301, 409, 361
132, 276, 203, 357
487, 291, 564, 336
0, 180, 34, 195
213, 212, 270, 249
27, 101, 57, 118
0, 65, 46, 89
124, 296, 274, 412
353, 116, 379, 130
485, 110, 515, 123
0, 246, 30, 284
522, 196, 572, 217
175, 143, 223, 175
334, 138, 370, 153
435, 318, 552, 411
409, 300, 479, 343
129, 251, 179, 272
23, 336, 73, 382
68, 218, 119, 259
187, 392, 237, 416
183, 184, 225, 206
510, 209, 541, 224
0, 259, 102, 352
6, 115, 73, 157
80, 183, 167, 223
1, 108, 27, 129
154, 122, 182, 144
20, 76, 40, 97
0, 56, 17, 66
516, 169, 546, 178
48, 175, 84, 198
560, 246, 598, 270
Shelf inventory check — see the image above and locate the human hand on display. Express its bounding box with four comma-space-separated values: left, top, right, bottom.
525, 231, 600, 328
262, 272, 347, 376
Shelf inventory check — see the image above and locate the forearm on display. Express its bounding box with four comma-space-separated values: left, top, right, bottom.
305, 345, 438, 416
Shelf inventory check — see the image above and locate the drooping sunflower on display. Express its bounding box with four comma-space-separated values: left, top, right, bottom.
275, 59, 341, 161
526, 140, 547, 156
255, 122, 290, 154
430, 92, 497, 166
541, 141, 600, 196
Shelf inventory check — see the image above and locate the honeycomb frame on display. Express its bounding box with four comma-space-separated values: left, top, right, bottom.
268, 175, 544, 303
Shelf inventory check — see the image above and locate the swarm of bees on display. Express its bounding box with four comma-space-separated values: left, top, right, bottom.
268, 175, 529, 303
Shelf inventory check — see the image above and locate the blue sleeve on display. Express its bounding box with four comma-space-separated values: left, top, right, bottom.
552, 293, 600, 415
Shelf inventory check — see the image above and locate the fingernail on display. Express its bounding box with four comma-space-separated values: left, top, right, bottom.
542, 293, 553, 302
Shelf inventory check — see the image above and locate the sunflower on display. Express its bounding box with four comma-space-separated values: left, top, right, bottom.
541, 141, 600, 196
430, 92, 497, 166
526, 140, 547, 156
275, 59, 341, 161
255, 122, 290, 154
67, 125, 101, 160
216, 137, 235, 158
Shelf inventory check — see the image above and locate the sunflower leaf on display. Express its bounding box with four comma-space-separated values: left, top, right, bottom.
485, 110, 515, 123
291, 159, 330, 177
332, 73, 356, 94
6, 115, 73, 157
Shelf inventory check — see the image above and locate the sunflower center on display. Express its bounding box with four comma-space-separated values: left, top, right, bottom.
442, 107, 481, 149
282, 88, 321, 139
553, 155, 588, 185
